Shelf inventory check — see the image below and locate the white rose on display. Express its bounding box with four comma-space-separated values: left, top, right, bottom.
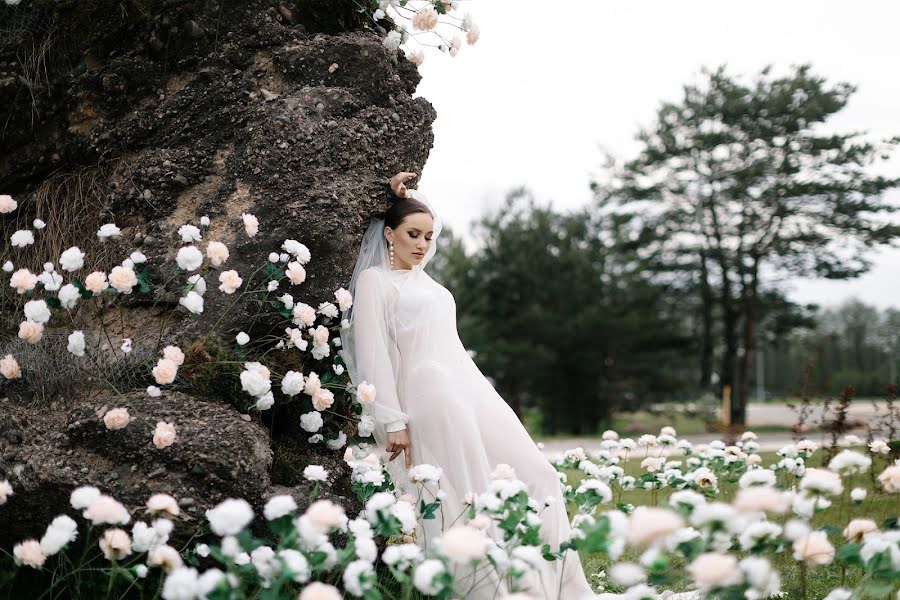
24, 299, 51, 323
282, 239, 311, 264
179, 291, 204, 314
97, 223, 122, 240
241, 213, 259, 237
11, 230, 34, 247
58, 284, 79, 309
59, 247, 85, 271
176, 245, 204, 271
67, 331, 86, 357
281, 371, 305, 396
178, 224, 202, 242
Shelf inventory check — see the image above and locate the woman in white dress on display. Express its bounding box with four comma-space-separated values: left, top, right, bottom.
340, 172, 598, 599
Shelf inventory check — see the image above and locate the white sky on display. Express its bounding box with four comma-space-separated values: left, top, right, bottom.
413, 0, 900, 309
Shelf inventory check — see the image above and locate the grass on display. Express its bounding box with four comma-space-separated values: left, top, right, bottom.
566, 448, 900, 598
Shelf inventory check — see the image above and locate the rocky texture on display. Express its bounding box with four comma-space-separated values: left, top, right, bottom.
0, 392, 355, 547
0, 0, 432, 544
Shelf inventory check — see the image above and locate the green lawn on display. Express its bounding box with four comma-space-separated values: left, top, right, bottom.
567, 449, 899, 598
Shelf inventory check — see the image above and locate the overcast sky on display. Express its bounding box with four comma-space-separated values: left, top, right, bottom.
413, 0, 900, 310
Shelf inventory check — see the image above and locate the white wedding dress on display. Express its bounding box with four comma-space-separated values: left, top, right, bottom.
344, 239, 598, 599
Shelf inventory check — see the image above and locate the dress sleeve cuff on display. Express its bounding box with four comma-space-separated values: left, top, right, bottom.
384, 420, 408, 433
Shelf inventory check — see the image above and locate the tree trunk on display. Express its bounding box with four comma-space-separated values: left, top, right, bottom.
699, 250, 715, 389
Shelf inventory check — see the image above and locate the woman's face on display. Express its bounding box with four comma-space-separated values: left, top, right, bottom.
385, 212, 435, 270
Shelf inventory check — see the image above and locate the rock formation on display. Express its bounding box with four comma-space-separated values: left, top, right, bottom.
0, 0, 435, 546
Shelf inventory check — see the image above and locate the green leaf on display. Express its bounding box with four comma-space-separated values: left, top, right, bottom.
863, 581, 894, 598
46, 297, 61, 309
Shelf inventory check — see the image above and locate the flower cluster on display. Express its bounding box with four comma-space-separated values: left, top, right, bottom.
371, 0, 480, 67
2, 195, 378, 457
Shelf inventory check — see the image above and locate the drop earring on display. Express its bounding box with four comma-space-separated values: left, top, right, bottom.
389, 241, 395, 269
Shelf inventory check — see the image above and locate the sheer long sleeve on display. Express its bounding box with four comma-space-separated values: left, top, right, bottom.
352, 268, 409, 433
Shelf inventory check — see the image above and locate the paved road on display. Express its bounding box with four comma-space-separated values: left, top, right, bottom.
746, 400, 893, 425
536, 400, 898, 460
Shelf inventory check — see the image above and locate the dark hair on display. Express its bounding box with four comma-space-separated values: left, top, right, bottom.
384, 197, 433, 231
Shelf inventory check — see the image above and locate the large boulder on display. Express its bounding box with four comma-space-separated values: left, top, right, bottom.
0, 0, 431, 545
0, 391, 357, 546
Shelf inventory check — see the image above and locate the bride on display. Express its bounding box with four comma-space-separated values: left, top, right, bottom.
339, 172, 599, 599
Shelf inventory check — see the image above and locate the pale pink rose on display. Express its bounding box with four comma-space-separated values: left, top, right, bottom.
304, 499, 346, 533
406, 50, 425, 66
304, 372, 321, 396
103, 407, 131, 430
469, 513, 492, 530
413, 5, 438, 30
241, 212, 258, 237
878, 464, 900, 493
1, 354, 21, 380
285, 327, 305, 350
299, 582, 342, 600
843, 518, 878, 542
747, 454, 762, 465
626, 506, 685, 546
641, 456, 665, 473
13, 539, 46, 569
147, 544, 182, 571
163, 346, 185, 366
356, 382, 376, 404
206, 241, 229, 266
10, 268, 38, 294
84, 271, 108, 294
733, 487, 790, 514
286, 261, 306, 285
0, 479, 13, 504
84, 495, 131, 525
293, 303, 316, 327
18, 321, 44, 344
99, 528, 132, 560
334, 287, 352, 312
146, 493, 180, 516
153, 421, 177, 449
218, 269, 243, 294
466, 24, 480, 45
687, 552, 742, 590
152, 358, 178, 385
312, 388, 335, 411
441, 525, 486, 563
793, 531, 835, 565
310, 325, 329, 346
0, 194, 17, 214
245, 361, 271, 380
109, 265, 138, 294
491, 464, 517, 480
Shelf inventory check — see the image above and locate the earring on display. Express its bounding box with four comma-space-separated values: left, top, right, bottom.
389, 241, 395, 269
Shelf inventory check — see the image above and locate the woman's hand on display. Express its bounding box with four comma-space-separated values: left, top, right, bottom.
390, 172, 418, 199
387, 428, 413, 468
